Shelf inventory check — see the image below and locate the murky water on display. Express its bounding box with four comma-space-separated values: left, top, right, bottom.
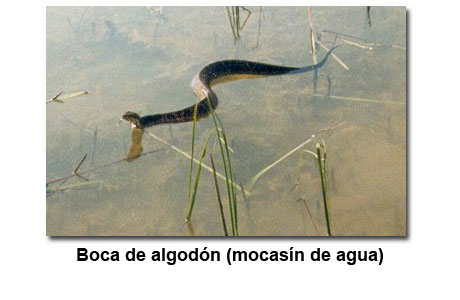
46, 6, 406, 236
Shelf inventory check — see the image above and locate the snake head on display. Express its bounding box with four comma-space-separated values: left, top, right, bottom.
121, 111, 143, 129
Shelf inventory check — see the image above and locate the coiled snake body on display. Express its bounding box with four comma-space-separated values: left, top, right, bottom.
122, 46, 338, 129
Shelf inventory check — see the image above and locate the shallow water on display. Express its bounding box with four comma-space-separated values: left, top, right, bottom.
46, 6, 406, 236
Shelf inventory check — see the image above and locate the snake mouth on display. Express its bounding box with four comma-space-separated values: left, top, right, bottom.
121, 111, 142, 129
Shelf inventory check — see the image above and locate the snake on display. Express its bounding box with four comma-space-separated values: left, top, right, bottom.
122, 46, 338, 130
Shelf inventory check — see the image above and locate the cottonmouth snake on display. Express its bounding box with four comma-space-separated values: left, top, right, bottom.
122, 46, 338, 130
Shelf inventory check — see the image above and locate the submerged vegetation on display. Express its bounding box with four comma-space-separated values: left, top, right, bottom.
315, 141, 332, 236
186, 97, 239, 236
226, 6, 262, 47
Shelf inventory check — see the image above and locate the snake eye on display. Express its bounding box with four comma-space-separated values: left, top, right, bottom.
122, 111, 140, 121
121, 111, 142, 129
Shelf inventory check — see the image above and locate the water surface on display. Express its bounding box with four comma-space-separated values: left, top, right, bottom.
46, 7, 406, 236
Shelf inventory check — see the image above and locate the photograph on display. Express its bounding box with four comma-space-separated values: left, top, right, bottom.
46, 6, 406, 236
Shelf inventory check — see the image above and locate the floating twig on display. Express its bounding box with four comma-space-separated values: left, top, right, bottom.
239, 6, 252, 30
312, 94, 405, 105
46, 90, 90, 104
322, 29, 406, 50
46, 180, 101, 195
47, 148, 164, 185
339, 38, 374, 50
322, 29, 371, 42
73, 153, 87, 174
51, 91, 64, 103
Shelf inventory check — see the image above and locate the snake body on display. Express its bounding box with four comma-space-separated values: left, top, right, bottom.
122, 46, 338, 129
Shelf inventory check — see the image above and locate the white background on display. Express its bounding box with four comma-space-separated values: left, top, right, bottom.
1, 0, 459, 299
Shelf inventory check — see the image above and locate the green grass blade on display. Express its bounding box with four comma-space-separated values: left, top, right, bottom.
210, 154, 228, 236
316, 143, 331, 236
186, 133, 211, 222
249, 135, 317, 191
204, 96, 238, 235
215, 113, 238, 235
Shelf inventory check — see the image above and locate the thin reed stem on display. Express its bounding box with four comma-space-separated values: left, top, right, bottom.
307, 7, 318, 93
215, 113, 238, 235
186, 134, 211, 222
46, 90, 89, 103
316, 143, 331, 236
226, 6, 237, 41
312, 94, 405, 105
210, 154, 228, 236
249, 135, 316, 190
205, 96, 238, 236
